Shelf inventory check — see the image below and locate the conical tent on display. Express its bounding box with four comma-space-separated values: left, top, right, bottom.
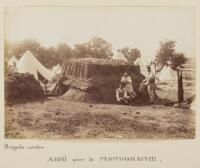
56, 64, 62, 71
111, 52, 127, 62
50, 64, 62, 77
53, 64, 62, 73
16, 50, 53, 81
8, 56, 18, 66
134, 57, 150, 76
156, 65, 177, 82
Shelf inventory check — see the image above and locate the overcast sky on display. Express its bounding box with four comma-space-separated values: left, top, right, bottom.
5, 6, 195, 61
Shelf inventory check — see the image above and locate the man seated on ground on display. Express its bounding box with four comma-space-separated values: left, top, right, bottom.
120, 72, 137, 101
116, 82, 137, 105
143, 65, 156, 104
116, 83, 129, 104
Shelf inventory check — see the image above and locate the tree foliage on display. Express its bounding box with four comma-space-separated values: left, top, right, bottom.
171, 52, 187, 70
120, 47, 141, 63
5, 37, 113, 68
155, 40, 187, 69
73, 37, 113, 59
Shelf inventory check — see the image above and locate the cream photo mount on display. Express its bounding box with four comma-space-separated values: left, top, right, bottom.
0, 1, 200, 168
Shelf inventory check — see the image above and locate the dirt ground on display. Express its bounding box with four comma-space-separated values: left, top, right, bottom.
156, 81, 195, 102
5, 96, 195, 140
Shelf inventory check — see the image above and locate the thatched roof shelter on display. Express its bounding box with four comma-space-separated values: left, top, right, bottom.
53, 58, 146, 103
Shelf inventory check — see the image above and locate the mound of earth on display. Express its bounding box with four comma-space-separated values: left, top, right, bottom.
5, 72, 44, 103
62, 88, 102, 103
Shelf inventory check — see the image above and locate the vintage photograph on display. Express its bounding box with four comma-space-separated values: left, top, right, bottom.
4, 6, 196, 139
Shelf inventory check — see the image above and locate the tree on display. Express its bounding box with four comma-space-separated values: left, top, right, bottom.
127, 48, 141, 63
55, 43, 72, 62
89, 36, 113, 59
4, 39, 73, 68
171, 52, 187, 70
73, 37, 113, 59
120, 47, 141, 63
5, 37, 113, 69
155, 40, 187, 69
5, 39, 42, 59
4, 40, 20, 59
120, 47, 129, 58
72, 43, 91, 58
36, 47, 51, 68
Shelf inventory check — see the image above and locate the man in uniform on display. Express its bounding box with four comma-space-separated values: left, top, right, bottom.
143, 65, 156, 104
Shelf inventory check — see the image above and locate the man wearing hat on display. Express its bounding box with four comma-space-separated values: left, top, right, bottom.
143, 65, 156, 104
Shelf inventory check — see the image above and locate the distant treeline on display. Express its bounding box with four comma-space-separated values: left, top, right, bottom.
5, 36, 187, 70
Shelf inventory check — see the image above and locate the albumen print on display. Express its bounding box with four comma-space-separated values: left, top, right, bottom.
4, 6, 196, 139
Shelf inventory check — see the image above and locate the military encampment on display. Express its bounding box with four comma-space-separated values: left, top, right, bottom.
4, 7, 196, 139
52, 58, 146, 103
16, 50, 53, 81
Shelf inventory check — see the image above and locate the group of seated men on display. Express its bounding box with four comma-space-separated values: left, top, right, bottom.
116, 65, 156, 105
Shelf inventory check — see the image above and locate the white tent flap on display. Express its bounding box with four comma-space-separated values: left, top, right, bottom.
156, 66, 177, 82
16, 50, 53, 81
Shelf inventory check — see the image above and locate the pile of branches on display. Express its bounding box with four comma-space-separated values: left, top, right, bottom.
5, 72, 44, 103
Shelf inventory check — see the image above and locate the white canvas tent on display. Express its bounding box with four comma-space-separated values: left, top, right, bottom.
56, 64, 62, 71
111, 51, 127, 62
156, 65, 177, 82
16, 50, 53, 81
134, 57, 150, 76
8, 56, 18, 66
51, 64, 62, 76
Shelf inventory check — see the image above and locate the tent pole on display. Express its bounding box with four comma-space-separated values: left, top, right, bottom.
180, 70, 184, 102
177, 68, 184, 104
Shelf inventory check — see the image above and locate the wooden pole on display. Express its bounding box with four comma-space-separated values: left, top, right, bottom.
177, 69, 180, 103
177, 69, 184, 104
180, 70, 184, 102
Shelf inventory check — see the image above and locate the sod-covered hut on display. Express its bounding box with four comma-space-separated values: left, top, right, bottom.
53, 58, 147, 103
